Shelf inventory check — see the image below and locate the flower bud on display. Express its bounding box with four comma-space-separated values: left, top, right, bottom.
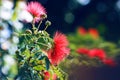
25, 29, 32, 34
45, 20, 51, 26
41, 14, 47, 19
44, 71, 50, 80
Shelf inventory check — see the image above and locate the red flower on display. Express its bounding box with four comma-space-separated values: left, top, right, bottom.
88, 28, 99, 39
26, 1, 46, 22
44, 71, 50, 80
76, 48, 89, 55
78, 27, 87, 35
102, 58, 116, 67
48, 32, 70, 65
88, 49, 106, 60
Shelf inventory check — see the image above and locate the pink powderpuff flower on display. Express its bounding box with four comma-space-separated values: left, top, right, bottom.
77, 27, 87, 36
88, 49, 106, 60
26, 1, 46, 22
76, 48, 89, 55
88, 28, 99, 39
48, 31, 70, 65
102, 58, 116, 67
44, 71, 50, 80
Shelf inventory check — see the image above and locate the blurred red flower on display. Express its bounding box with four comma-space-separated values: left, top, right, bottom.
76, 48, 89, 55
48, 32, 70, 65
78, 27, 87, 35
44, 71, 50, 80
88, 28, 99, 39
88, 49, 106, 60
26, 1, 46, 22
102, 58, 116, 67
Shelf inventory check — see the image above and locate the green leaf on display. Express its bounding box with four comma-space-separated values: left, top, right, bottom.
15, 51, 24, 62
20, 45, 26, 52
45, 57, 50, 70
21, 48, 30, 60
38, 55, 46, 60
33, 65, 45, 71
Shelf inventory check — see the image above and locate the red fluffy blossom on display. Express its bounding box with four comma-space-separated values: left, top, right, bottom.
26, 1, 46, 22
88, 28, 99, 39
78, 27, 87, 35
102, 58, 116, 67
48, 32, 70, 65
76, 48, 89, 55
88, 49, 106, 60
44, 71, 50, 80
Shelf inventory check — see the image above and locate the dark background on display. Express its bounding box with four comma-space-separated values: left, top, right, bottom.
28, 0, 120, 42
27, 0, 120, 80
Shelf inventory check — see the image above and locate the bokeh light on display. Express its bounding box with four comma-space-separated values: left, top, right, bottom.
116, 0, 120, 10
64, 12, 75, 24
76, 0, 91, 6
